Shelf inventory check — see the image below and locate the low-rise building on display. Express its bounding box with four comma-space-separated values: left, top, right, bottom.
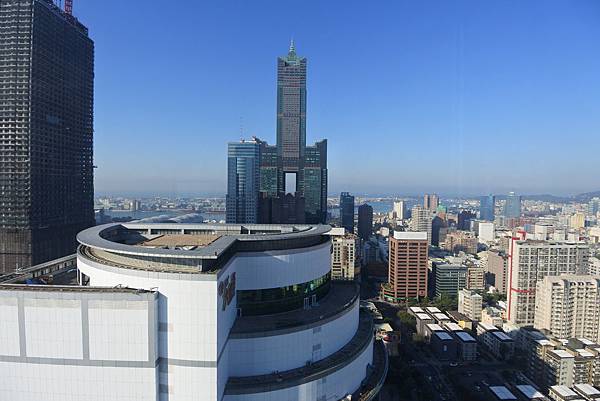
434, 263, 468, 297
476, 323, 515, 360
444, 231, 478, 254
548, 385, 580, 401
431, 331, 457, 361
482, 306, 504, 327
454, 331, 477, 361
415, 313, 434, 335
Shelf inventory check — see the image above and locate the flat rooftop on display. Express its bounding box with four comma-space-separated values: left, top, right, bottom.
489, 386, 517, 400
515, 385, 545, 400
140, 234, 221, 248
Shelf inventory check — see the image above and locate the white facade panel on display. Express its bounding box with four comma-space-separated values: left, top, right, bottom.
0, 362, 157, 401
88, 300, 149, 361
24, 298, 83, 359
0, 297, 19, 356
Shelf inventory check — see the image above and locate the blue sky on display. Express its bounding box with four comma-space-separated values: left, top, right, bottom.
74, 0, 600, 197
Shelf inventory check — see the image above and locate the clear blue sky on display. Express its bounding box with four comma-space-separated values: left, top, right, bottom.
74, 0, 600, 197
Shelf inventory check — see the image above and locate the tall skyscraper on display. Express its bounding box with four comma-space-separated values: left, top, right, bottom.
250, 42, 327, 224
382, 231, 428, 302
423, 193, 439, 211
357, 204, 373, 240
0, 0, 94, 272
480, 194, 495, 221
226, 139, 260, 224
503, 192, 522, 218
339, 192, 355, 233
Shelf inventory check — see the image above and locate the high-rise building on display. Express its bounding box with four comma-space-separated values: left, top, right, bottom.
0, 0, 95, 273
423, 193, 439, 212
503, 192, 522, 218
340, 192, 355, 233
458, 289, 483, 321
393, 201, 405, 219
226, 139, 260, 224
357, 204, 373, 241
478, 222, 495, 242
382, 231, 428, 302
443, 231, 478, 254
534, 275, 600, 343
457, 210, 476, 231
409, 205, 432, 246
588, 197, 600, 216
507, 239, 590, 326
485, 251, 508, 293
253, 42, 328, 224
479, 195, 495, 221
328, 227, 359, 280
466, 265, 485, 291
434, 264, 468, 298
569, 213, 586, 230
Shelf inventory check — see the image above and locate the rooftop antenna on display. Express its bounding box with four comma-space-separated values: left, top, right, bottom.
239, 116, 244, 141
64, 0, 73, 15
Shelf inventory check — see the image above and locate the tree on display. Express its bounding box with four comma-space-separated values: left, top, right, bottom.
397, 310, 416, 328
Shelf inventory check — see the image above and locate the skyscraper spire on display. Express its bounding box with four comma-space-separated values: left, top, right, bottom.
288, 38, 296, 56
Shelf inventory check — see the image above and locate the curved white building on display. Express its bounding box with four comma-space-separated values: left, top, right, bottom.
0, 223, 386, 401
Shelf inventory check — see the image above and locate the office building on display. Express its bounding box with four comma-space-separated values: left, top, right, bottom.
424, 193, 439, 212
254, 43, 328, 224
507, 239, 590, 326
382, 232, 428, 302
393, 201, 406, 220
589, 257, 600, 276
480, 195, 496, 222
457, 210, 476, 231
328, 227, 359, 280
486, 251, 508, 293
588, 198, 600, 216
458, 289, 483, 321
0, 222, 387, 401
409, 205, 432, 245
434, 263, 468, 297
478, 222, 495, 242
357, 204, 373, 240
534, 275, 600, 343
339, 192, 355, 233
503, 192, 522, 218
226, 139, 261, 224
0, 0, 95, 273
443, 231, 478, 254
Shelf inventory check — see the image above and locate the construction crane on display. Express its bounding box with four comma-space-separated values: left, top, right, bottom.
64, 0, 73, 15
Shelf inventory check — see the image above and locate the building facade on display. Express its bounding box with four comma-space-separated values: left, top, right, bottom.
424, 194, 439, 212
434, 264, 468, 298
393, 201, 406, 220
340, 192, 355, 234
458, 289, 483, 321
382, 232, 428, 302
507, 239, 590, 326
443, 231, 478, 254
329, 227, 359, 280
534, 275, 600, 343
486, 251, 508, 293
357, 204, 373, 241
0, 0, 95, 272
480, 195, 495, 222
0, 223, 387, 401
256, 42, 327, 224
409, 205, 432, 246
503, 192, 522, 218
226, 139, 261, 224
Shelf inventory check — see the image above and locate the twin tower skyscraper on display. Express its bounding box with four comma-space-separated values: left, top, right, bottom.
226, 42, 328, 224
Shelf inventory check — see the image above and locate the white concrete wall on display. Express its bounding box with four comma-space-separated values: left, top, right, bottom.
227, 301, 359, 376
0, 297, 20, 356
223, 339, 374, 401
0, 362, 157, 401
231, 242, 331, 290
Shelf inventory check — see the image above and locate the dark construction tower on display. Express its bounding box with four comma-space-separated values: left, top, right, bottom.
257, 41, 327, 224
0, 0, 94, 272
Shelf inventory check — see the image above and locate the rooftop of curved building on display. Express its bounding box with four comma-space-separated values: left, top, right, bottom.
77, 223, 332, 273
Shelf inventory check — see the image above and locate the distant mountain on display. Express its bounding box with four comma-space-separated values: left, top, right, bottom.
574, 190, 600, 203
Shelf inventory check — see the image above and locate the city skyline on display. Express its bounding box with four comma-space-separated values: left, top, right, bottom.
72, 0, 600, 196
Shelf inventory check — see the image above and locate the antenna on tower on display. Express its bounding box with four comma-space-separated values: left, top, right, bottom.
64, 0, 73, 15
